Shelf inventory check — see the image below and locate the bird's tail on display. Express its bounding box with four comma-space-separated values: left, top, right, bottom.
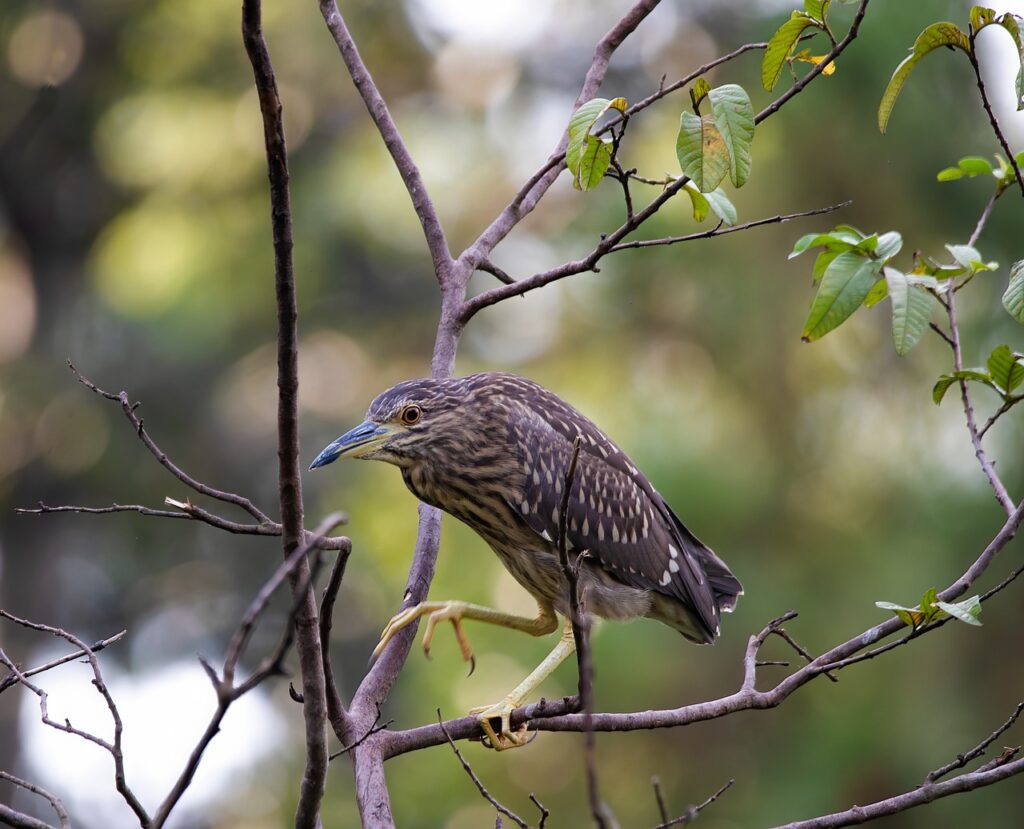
668, 508, 743, 615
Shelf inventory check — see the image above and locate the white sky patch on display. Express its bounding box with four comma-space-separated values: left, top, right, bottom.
19, 656, 286, 828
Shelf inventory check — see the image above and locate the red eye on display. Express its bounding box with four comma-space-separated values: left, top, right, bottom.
401, 405, 422, 425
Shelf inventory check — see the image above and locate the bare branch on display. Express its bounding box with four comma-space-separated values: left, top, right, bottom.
320, 540, 353, 741
967, 185, 1003, 247
770, 757, 1024, 828
457, 0, 663, 274
944, 287, 1016, 515
0, 772, 69, 829
651, 777, 669, 824
437, 712, 530, 829
556, 438, 610, 827
316, 0, 454, 282
0, 803, 60, 829
0, 616, 149, 826
461, 201, 851, 322
67, 362, 271, 525
382, 496, 1024, 753
967, 29, 1024, 197
0, 630, 125, 695
240, 3, 327, 826
14, 501, 349, 550
607, 201, 852, 252
926, 700, 1024, 783
654, 779, 734, 829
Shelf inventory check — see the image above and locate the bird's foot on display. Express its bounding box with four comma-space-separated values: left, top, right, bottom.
373, 600, 475, 670
469, 697, 532, 751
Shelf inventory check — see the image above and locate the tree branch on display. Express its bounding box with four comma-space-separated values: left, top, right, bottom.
381, 496, 1024, 754
0, 772, 69, 829
968, 28, 1024, 197
0, 629, 125, 695
316, 0, 454, 282
241, 3, 326, 826
0, 615, 149, 826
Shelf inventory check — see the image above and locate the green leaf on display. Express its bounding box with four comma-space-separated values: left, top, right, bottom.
812, 249, 840, 284
936, 595, 982, 626
566, 97, 627, 189
885, 267, 937, 356
986, 344, 1024, 394
704, 187, 737, 226
708, 84, 755, 188
1002, 260, 1024, 322
684, 182, 710, 222
959, 155, 994, 175
575, 136, 612, 191
690, 78, 710, 111
863, 278, 888, 307
763, 12, 815, 92
875, 231, 903, 261
805, 0, 831, 22
878, 22, 971, 133
937, 166, 964, 182
676, 112, 730, 192
932, 370, 997, 404
801, 251, 880, 342
997, 14, 1024, 110
919, 587, 940, 623
789, 231, 857, 258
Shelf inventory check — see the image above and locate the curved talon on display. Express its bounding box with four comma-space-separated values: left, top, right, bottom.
372, 601, 476, 668
469, 698, 530, 751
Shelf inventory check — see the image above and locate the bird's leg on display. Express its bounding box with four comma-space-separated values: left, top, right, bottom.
470, 621, 576, 751
373, 600, 557, 668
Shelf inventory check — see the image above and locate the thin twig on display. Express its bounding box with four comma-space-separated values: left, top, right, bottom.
556, 437, 610, 828
0, 772, 70, 829
771, 627, 838, 683
437, 712, 530, 829
652, 776, 669, 824
945, 286, 1015, 515
926, 700, 1024, 783
67, 362, 271, 525
0, 616, 150, 826
967, 186, 1003, 247
530, 794, 550, 829
320, 541, 353, 740
0, 629, 125, 694
608, 202, 852, 252
330, 705, 393, 760
653, 779, 734, 829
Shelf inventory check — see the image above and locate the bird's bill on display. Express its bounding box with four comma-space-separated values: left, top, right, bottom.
309, 421, 394, 469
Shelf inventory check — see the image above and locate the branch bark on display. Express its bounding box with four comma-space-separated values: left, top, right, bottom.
241, 3, 329, 826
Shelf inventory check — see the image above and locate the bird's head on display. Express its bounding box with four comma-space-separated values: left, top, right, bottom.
309, 377, 469, 470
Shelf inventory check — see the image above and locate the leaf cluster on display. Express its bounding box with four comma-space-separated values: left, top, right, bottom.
876, 588, 982, 630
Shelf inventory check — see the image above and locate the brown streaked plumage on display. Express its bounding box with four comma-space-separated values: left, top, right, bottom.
312, 371, 742, 642
310, 371, 742, 749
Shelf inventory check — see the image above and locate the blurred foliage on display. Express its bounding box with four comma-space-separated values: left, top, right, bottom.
1, 0, 1023, 827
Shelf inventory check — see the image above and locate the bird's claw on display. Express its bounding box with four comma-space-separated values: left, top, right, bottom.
469, 698, 531, 751
372, 601, 476, 669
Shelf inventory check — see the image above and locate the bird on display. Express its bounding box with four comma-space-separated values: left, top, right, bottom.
309, 372, 742, 749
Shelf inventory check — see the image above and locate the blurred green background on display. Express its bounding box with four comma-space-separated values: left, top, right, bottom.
2, 0, 1023, 826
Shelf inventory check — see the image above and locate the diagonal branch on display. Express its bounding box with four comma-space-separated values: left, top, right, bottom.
458, 0, 664, 275
968, 29, 1024, 197
0, 772, 69, 829
461, 201, 850, 320
66, 363, 272, 525
316, 0, 454, 283
0, 629, 125, 695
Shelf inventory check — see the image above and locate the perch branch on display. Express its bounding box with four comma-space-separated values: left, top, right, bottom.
0, 772, 69, 829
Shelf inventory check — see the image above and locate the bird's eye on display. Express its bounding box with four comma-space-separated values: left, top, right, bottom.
400, 405, 422, 425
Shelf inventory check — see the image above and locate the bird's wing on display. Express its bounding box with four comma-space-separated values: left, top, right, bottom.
507, 403, 722, 640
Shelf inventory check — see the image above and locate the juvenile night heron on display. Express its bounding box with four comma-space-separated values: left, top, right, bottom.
310, 372, 742, 749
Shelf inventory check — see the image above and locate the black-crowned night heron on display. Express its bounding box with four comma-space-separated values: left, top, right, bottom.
310, 372, 741, 749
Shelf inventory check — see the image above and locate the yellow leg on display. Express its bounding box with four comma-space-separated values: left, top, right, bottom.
470, 622, 576, 751
373, 600, 557, 667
